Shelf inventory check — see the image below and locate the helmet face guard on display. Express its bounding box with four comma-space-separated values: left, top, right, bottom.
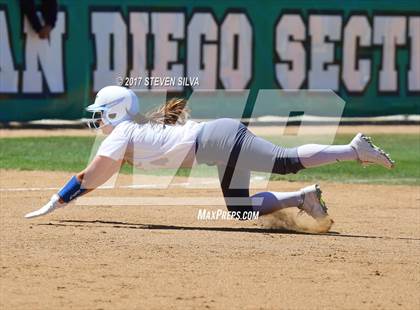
87, 110, 105, 130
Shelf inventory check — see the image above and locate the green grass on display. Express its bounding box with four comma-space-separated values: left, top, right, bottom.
0, 134, 419, 185
0, 136, 98, 173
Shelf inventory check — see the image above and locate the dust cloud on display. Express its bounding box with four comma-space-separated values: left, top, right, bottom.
259, 208, 334, 233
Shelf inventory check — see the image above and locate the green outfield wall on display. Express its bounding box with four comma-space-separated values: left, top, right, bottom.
0, 0, 419, 121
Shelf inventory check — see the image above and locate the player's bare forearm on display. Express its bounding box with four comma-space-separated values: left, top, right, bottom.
78, 156, 122, 190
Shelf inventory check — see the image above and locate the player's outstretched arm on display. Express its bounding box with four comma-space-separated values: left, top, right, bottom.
24, 156, 122, 219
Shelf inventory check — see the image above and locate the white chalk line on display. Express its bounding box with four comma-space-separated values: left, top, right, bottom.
0, 180, 223, 192
0, 186, 60, 192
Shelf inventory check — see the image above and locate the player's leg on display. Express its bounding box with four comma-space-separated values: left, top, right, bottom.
251, 185, 327, 219
296, 144, 357, 168
213, 127, 309, 217
227, 123, 394, 173
217, 165, 327, 219
296, 134, 394, 169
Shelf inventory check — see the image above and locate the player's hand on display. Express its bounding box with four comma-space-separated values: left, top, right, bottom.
24, 194, 67, 219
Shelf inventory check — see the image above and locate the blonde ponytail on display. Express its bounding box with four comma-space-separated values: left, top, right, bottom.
139, 98, 190, 125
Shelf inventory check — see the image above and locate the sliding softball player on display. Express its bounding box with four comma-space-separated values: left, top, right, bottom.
25, 86, 394, 220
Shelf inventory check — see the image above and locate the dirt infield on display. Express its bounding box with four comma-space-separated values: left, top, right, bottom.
1, 170, 419, 309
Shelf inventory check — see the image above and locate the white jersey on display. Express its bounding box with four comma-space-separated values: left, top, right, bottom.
96, 120, 205, 169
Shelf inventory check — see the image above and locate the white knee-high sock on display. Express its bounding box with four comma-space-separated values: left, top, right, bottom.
297, 144, 357, 168
251, 191, 304, 215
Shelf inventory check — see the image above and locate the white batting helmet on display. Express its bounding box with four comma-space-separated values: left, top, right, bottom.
86, 86, 139, 129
